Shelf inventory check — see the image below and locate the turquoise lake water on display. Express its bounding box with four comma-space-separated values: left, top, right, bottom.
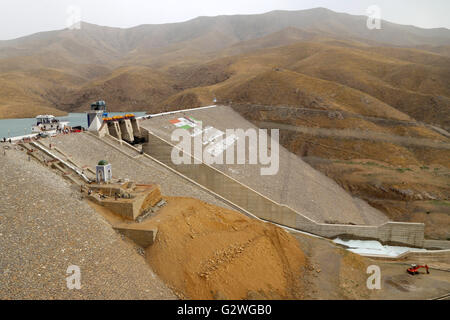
0, 112, 147, 139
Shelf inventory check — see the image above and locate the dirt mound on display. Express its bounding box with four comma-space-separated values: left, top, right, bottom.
145, 197, 307, 300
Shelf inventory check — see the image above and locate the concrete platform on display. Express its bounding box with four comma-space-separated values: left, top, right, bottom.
87, 183, 162, 221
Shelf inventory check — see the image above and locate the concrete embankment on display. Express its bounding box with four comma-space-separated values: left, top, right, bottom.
39, 120, 426, 248
140, 105, 388, 226
367, 249, 450, 271
424, 240, 450, 250
141, 128, 425, 247
137, 105, 426, 248
86, 105, 427, 248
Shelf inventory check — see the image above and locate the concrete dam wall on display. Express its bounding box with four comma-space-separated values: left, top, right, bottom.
141, 128, 425, 248
101, 118, 144, 143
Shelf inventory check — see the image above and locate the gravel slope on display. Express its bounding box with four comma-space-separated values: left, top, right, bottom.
0, 147, 175, 299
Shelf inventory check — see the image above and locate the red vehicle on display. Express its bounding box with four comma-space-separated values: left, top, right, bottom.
407, 264, 430, 275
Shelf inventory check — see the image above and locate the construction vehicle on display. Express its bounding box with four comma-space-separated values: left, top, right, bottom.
407, 264, 430, 275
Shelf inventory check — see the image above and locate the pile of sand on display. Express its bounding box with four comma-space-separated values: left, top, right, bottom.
145, 197, 307, 299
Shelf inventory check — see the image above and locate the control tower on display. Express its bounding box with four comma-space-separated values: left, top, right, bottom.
87, 101, 107, 130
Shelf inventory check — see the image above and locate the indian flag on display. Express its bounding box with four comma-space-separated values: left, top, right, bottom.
170, 117, 201, 129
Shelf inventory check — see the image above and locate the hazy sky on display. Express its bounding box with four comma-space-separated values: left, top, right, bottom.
0, 0, 449, 40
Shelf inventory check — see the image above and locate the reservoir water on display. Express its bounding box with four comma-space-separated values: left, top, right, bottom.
0, 112, 147, 139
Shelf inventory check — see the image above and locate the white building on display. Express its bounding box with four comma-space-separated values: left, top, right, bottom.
96, 160, 112, 183
87, 100, 107, 130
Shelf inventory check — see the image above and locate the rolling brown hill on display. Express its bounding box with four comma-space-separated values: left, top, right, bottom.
0, 8, 449, 119
161, 40, 450, 128
60, 66, 178, 113
1, 8, 449, 238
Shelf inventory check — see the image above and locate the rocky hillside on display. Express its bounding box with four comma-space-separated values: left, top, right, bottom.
0, 8, 449, 120
1, 8, 449, 239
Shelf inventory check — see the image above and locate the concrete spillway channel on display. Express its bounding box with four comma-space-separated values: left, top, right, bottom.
31, 141, 92, 183
20, 141, 93, 185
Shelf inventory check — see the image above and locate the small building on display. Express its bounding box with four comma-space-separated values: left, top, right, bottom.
87, 100, 108, 129
96, 160, 112, 183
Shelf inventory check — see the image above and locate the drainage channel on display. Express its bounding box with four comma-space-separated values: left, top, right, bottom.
29, 141, 93, 183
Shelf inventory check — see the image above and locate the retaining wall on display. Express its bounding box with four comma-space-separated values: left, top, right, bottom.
107, 122, 122, 140
395, 249, 450, 263
88, 195, 135, 220
131, 119, 143, 138
424, 240, 450, 250
119, 119, 134, 143
114, 227, 157, 248
141, 128, 425, 247
367, 249, 450, 269
87, 186, 161, 221
104, 119, 144, 142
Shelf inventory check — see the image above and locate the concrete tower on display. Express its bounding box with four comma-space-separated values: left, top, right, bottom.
87, 101, 107, 130
96, 160, 112, 183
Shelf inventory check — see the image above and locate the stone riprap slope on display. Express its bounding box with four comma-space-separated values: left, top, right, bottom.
140, 106, 388, 225
0, 147, 175, 299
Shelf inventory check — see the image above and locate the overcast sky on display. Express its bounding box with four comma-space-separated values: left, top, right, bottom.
0, 0, 449, 40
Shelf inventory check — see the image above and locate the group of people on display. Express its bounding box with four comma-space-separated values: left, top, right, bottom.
56, 127, 71, 134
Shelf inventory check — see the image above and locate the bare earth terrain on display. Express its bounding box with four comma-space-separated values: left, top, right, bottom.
2, 134, 448, 300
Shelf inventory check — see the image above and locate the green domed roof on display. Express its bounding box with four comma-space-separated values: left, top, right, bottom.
98, 160, 109, 166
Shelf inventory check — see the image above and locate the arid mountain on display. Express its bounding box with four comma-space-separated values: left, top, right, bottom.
1, 8, 449, 237
160, 40, 450, 128
1, 8, 449, 118
3, 7, 449, 60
